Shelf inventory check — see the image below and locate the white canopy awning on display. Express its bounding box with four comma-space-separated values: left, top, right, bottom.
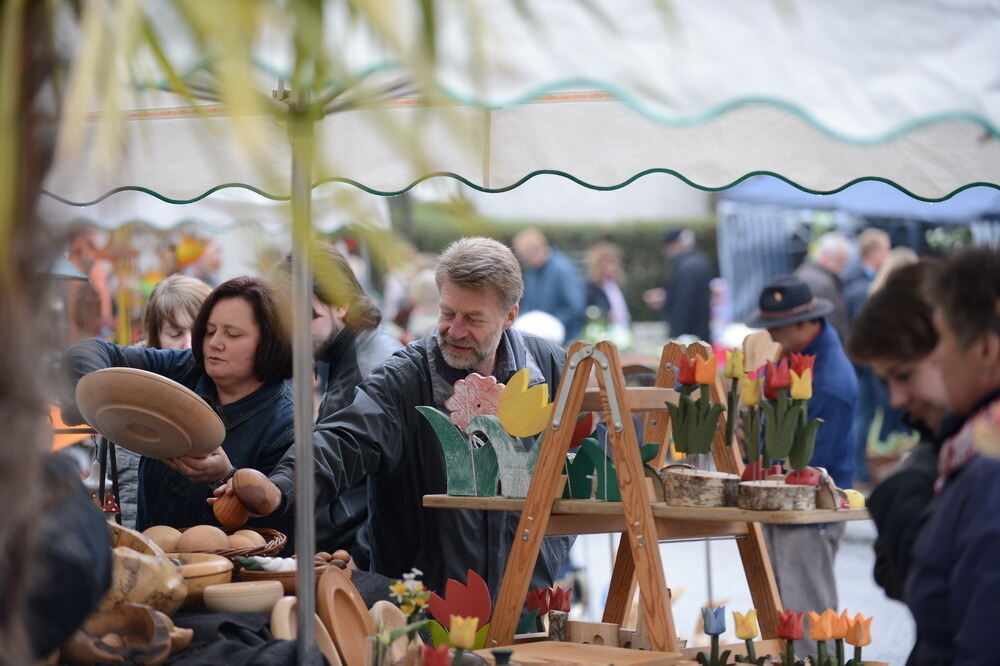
44, 0, 1000, 207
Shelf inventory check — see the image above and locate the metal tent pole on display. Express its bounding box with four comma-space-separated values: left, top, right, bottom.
289, 99, 317, 662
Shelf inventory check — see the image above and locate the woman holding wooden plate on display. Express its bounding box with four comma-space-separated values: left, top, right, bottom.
60, 276, 294, 537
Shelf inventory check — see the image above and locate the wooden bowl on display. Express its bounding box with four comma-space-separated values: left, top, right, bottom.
271, 596, 343, 666
176, 526, 286, 560
168, 552, 233, 608
76, 367, 224, 458
317, 567, 375, 666
203, 580, 284, 614
237, 562, 328, 595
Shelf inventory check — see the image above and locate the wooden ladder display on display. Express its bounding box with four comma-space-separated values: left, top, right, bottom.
485, 340, 783, 652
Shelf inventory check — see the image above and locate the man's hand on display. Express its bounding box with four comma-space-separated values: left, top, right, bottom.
208, 468, 282, 517
164, 447, 233, 485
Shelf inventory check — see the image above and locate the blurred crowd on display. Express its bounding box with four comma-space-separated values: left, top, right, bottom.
25, 218, 1000, 664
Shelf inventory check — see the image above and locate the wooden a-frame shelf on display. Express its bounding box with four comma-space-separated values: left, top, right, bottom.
423, 339, 869, 656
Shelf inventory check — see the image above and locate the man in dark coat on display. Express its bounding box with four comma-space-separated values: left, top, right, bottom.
223, 238, 572, 597
275, 244, 403, 570
644, 228, 713, 341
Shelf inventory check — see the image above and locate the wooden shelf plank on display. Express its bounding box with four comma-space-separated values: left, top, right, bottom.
422, 494, 870, 525
581, 387, 678, 411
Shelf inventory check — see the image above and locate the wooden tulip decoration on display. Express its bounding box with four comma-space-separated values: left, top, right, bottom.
212, 492, 250, 528
232, 468, 282, 516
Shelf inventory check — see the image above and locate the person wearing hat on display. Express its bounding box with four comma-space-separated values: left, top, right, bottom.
643, 228, 713, 341
746, 275, 858, 658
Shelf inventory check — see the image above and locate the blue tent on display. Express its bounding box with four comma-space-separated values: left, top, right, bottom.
722, 176, 1000, 223
718, 177, 1000, 321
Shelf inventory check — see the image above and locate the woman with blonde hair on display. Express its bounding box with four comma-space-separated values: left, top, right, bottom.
115, 274, 212, 527
584, 240, 632, 346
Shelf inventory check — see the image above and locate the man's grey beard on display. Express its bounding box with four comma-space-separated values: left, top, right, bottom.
439, 330, 501, 371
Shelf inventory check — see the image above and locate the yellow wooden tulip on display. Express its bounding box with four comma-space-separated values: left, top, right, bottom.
724, 349, 746, 379
843, 489, 866, 508
733, 609, 758, 640
845, 613, 873, 647
449, 615, 479, 649
831, 609, 849, 640
695, 354, 716, 385
739, 373, 762, 406
807, 609, 835, 641
790, 367, 813, 400
497, 368, 553, 437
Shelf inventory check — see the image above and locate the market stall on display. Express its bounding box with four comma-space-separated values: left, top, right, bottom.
39, 1, 1000, 664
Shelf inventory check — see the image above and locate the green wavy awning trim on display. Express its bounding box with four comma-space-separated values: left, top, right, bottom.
40, 170, 1000, 208
135, 60, 1000, 143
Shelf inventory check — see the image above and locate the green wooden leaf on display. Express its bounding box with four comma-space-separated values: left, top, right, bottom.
789, 417, 823, 470
473, 623, 490, 650
581, 438, 620, 501
640, 443, 659, 463
429, 619, 449, 647
469, 415, 534, 498
565, 439, 598, 499
516, 610, 539, 635
417, 406, 477, 496
761, 401, 779, 463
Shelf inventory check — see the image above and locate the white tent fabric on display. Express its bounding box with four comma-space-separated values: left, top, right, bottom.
44, 0, 1000, 206
38, 182, 390, 233
45, 97, 1000, 204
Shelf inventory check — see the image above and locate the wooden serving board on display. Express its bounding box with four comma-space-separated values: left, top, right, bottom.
475, 641, 683, 665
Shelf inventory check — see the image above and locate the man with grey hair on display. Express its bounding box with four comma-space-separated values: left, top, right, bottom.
236, 237, 572, 597
794, 231, 852, 342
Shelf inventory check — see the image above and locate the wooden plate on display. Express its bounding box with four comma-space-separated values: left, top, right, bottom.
316, 567, 374, 666
271, 596, 343, 666
76, 367, 225, 458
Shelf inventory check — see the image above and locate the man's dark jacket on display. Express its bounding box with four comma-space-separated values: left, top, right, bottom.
662, 247, 713, 341
314, 326, 402, 569
270, 329, 573, 597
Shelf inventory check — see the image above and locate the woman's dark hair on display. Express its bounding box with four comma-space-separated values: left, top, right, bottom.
274, 243, 381, 332
927, 245, 1000, 346
191, 276, 292, 383
848, 260, 939, 364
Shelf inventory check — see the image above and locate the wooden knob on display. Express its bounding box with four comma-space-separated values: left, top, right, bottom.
212, 492, 250, 528
232, 468, 282, 516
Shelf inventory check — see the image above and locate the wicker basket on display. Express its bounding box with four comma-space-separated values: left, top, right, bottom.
176, 526, 286, 559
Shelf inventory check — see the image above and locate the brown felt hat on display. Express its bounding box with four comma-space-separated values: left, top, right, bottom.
746, 275, 834, 329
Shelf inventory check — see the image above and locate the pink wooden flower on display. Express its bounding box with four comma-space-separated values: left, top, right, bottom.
445, 373, 505, 430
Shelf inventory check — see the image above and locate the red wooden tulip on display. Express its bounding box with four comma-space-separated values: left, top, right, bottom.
549, 586, 572, 613
785, 468, 821, 486
428, 570, 491, 631
788, 353, 816, 375
764, 359, 791, 400
525, 588, 550, 614
677, 355, 698, 386
777, 609, 805, 640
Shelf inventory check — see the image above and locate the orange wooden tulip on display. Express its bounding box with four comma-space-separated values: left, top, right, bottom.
807, 609, 835, 641
845, 613, 873, 647
695, 354, 716, 385
831, 610, 850, 640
